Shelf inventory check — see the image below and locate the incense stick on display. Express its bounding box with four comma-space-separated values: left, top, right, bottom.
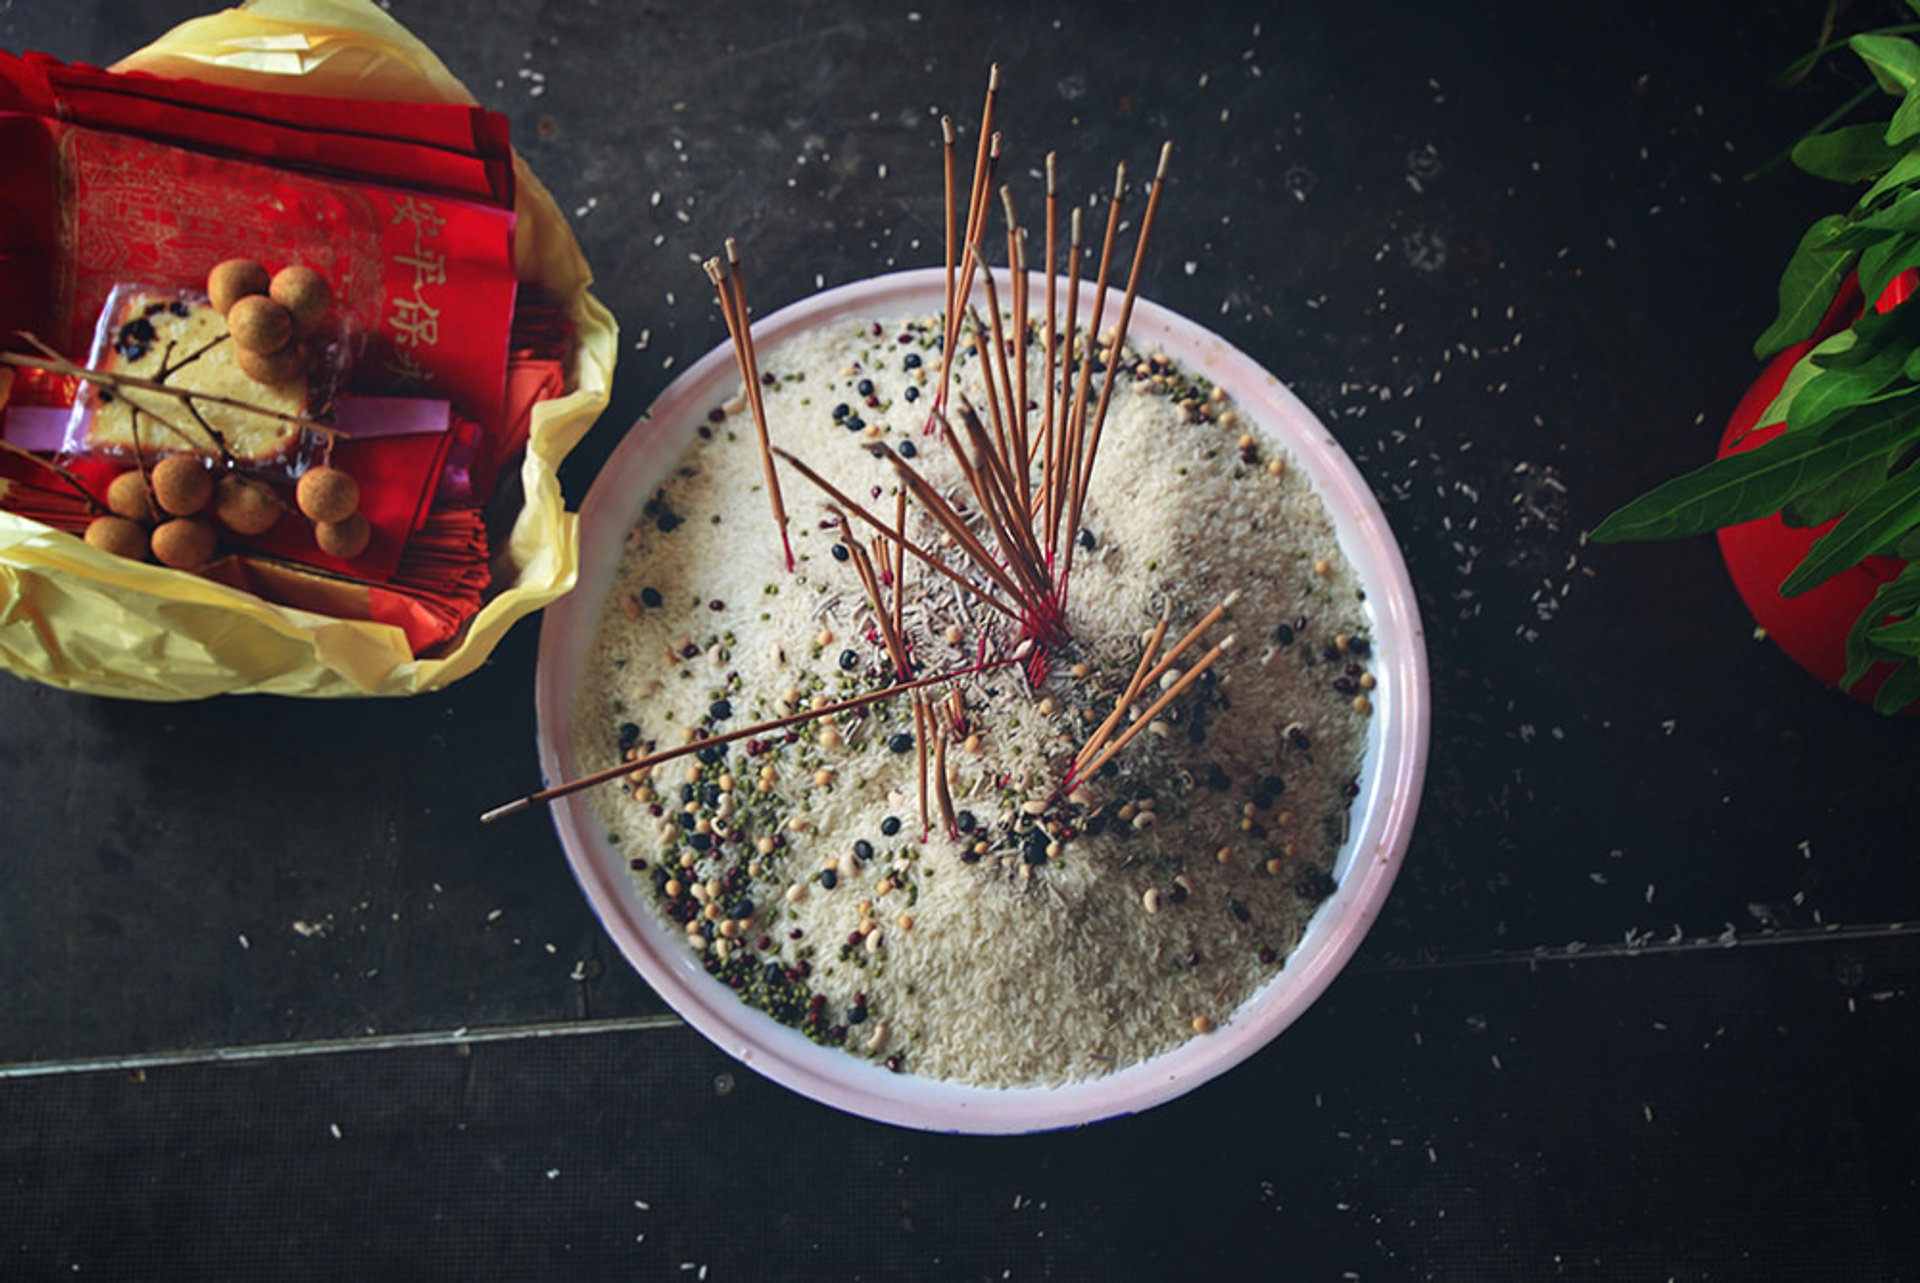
1072, 613, 1169, 771
1073, 635, 1234, 784
1073, 591, 1238, 770
482, 656, 1017, 822
1060, 164, 1126, 587
774, 445, 1022, 620
1047, 207, 1084, 555
714, 243, 794, 571
1067, 142, 1173, 561
1041, 152, 1060, 548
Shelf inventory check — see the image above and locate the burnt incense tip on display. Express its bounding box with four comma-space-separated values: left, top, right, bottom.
1112, 161, 1128, 200
989, 131, 1003, 159
1222, 589, 1242, 608
942, 115, 955, 143
725, 237, 742, 264
1070, 206, 1083, 240
703, 258, 724, 284
479, 797, 532, 825
1046, 151, 1057, 190
1157, 140, 1173, 179
988, 63, 1001, 89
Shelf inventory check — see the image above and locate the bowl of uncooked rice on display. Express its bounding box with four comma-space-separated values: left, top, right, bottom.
533, 252, 1428, 1131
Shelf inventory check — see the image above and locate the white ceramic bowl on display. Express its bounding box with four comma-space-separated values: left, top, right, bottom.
535, 268, 1429, 1133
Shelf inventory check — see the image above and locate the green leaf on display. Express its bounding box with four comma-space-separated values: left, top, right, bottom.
1852, 33, 1920, 95
1872, 658, 1920, 712
1856, 147, 1920, 212
1859, 232, 1920, 303
1852, 186, 1920, 233
1868, 614, 1920, 651
1843, 564, 1920, 687
1893, 92, 1920, 147
1755, 215, 1860, 358
1786, 351, 1911, 432
1756, 332, 1855, 431
1793, 123, 1903, 180
1893, 527, 1920, 557
1782, 454, 1891, 525
1780, 464, 1920, 595
1592, 408, 1920, 544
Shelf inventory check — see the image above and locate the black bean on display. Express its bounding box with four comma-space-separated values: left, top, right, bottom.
880, 816, 901, 836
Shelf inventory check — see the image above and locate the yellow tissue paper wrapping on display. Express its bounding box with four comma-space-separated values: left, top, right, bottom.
0, 0, 616, 699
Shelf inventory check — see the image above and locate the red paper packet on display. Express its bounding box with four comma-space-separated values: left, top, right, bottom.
0, 51, 514, 206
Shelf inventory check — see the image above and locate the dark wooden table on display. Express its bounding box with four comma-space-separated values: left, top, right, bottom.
4, 1, 1917, 1277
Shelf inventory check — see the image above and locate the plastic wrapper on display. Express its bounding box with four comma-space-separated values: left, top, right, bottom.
0, 0, 617, 699
61, 282, 351, 480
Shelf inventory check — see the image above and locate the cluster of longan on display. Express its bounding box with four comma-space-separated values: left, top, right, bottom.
83, 458, 366, 569
208, 257, 334, 382
80, 258, 369, 570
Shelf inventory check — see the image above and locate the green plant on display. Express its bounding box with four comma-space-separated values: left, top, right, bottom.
1593, 21, 1920, 714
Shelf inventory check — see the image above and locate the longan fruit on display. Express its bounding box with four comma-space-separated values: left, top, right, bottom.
105, 469, 160, 522
227, 294, 294, 355
212, 473, 283, 537
84, 515, 150, 561
296, 465, 359, 523
150, 517, 218, 570
269, 265, 334, 337
151, 454, 213, 516
315, 511, 371, 559
207, 258, 270, 314
236, 343, 306, 386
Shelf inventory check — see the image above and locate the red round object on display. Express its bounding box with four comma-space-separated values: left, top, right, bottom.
1713, 271, 1913, 713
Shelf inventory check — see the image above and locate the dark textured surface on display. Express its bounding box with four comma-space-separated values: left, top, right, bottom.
3, 0, 1918, 1277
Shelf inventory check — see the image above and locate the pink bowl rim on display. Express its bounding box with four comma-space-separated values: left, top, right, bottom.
535, 267, 1430, 1133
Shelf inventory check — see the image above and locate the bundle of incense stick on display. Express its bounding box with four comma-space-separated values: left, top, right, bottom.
700, 67, 1170, 671
703, 243, 793, 572
504, 70, 1191, 827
